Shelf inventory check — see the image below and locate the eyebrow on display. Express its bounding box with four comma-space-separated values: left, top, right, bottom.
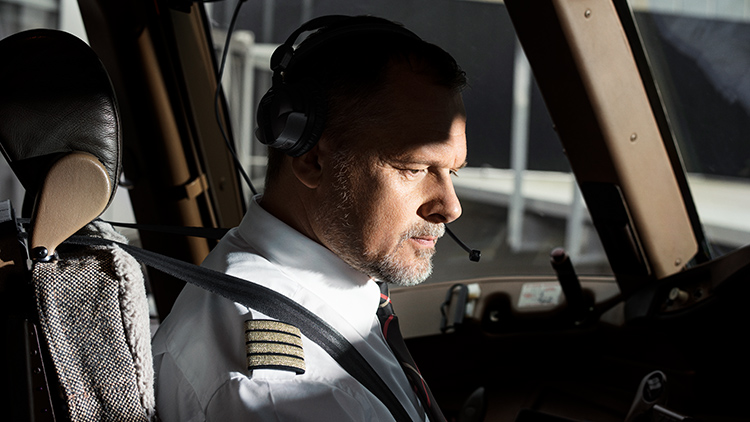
388, 157, 468, 171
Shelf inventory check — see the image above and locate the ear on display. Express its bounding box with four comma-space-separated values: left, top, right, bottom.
291, 142, 324, 189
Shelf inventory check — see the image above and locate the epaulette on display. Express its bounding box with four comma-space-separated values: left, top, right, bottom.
244, 319, 306, 374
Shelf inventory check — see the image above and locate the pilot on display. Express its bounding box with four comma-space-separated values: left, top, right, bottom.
152, 15, 467, 421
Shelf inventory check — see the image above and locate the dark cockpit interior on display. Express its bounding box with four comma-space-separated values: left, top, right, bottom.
1, 0, 749, 421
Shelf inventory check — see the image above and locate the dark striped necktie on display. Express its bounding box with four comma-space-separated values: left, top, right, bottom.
376, 281, 446, 422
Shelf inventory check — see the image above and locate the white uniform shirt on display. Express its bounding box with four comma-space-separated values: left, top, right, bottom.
151, 197, 427, 421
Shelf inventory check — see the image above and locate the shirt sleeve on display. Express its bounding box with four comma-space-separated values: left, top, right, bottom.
205, 375, 380, 421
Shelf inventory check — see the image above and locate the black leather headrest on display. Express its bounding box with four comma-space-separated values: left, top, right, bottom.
0, 29, 121, 210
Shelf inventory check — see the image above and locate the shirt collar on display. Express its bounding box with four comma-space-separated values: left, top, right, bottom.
235, 196, 380, 337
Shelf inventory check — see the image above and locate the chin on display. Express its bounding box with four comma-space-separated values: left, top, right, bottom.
379, 256, 435, 287
391, 277, 429, 288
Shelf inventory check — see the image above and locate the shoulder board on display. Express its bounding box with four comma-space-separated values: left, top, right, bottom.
244, 319, 305, 374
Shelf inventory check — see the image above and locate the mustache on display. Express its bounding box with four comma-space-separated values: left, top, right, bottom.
402, 222, 445, 241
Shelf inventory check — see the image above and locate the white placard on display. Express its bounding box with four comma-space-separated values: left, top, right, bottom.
518, 282, 562, 308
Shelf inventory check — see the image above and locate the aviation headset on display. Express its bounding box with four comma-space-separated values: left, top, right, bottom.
255, 15, 423, 157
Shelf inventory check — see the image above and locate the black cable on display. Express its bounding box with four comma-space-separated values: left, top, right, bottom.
214, 0, 257, 195
103, 219, 230, 239
445, 226, 481, 262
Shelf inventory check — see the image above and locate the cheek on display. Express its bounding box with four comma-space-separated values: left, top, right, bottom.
369, 171, 410, 214
357, 177, 418, 250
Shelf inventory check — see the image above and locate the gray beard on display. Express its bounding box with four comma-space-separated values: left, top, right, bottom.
362, 223, 443, 286
313, 152, 443, 286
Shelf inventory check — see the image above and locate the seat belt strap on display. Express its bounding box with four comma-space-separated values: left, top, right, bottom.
64, 235, 413, 422
102, 220, 230, 240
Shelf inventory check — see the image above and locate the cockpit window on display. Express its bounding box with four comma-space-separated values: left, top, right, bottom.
632, 1, 750, 257
205, 0, 613, 282
3, 0, 745, 282
207, 0, 750, 281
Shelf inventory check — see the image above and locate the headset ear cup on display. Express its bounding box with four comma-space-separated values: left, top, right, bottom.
255, 78, 327, 157
286, 78, 326, 157
255, 82, 304, 152
255, 87, 280, 147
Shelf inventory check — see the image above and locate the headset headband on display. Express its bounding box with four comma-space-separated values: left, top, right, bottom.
271, 15, 422, 76
256, 15, 423, 157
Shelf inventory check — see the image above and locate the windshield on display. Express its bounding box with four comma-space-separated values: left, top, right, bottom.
631, 2, 750, 257
205, 0, 749, 283
205, 0, 613, 283
2, 0, 747, 283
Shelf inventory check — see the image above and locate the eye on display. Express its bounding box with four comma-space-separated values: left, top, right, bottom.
449, 169, 459, 177
399, 168, 428, 178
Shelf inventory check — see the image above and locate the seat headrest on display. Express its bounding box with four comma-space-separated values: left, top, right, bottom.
0, 29, 121, 210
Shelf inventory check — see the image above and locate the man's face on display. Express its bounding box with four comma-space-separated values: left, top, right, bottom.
313, 67, 467, 286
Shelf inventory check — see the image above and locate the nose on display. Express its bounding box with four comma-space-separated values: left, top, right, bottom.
418, 174, 462, 224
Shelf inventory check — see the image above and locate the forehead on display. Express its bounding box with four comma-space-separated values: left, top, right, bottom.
356, 65, 467, 163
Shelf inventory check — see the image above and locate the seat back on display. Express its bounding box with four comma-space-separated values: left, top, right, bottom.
0, 29, 154, 421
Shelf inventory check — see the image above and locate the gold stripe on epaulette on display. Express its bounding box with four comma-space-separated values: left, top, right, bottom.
244, 320, 305, 374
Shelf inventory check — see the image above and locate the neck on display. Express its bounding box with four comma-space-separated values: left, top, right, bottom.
260, 182, 320, 245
